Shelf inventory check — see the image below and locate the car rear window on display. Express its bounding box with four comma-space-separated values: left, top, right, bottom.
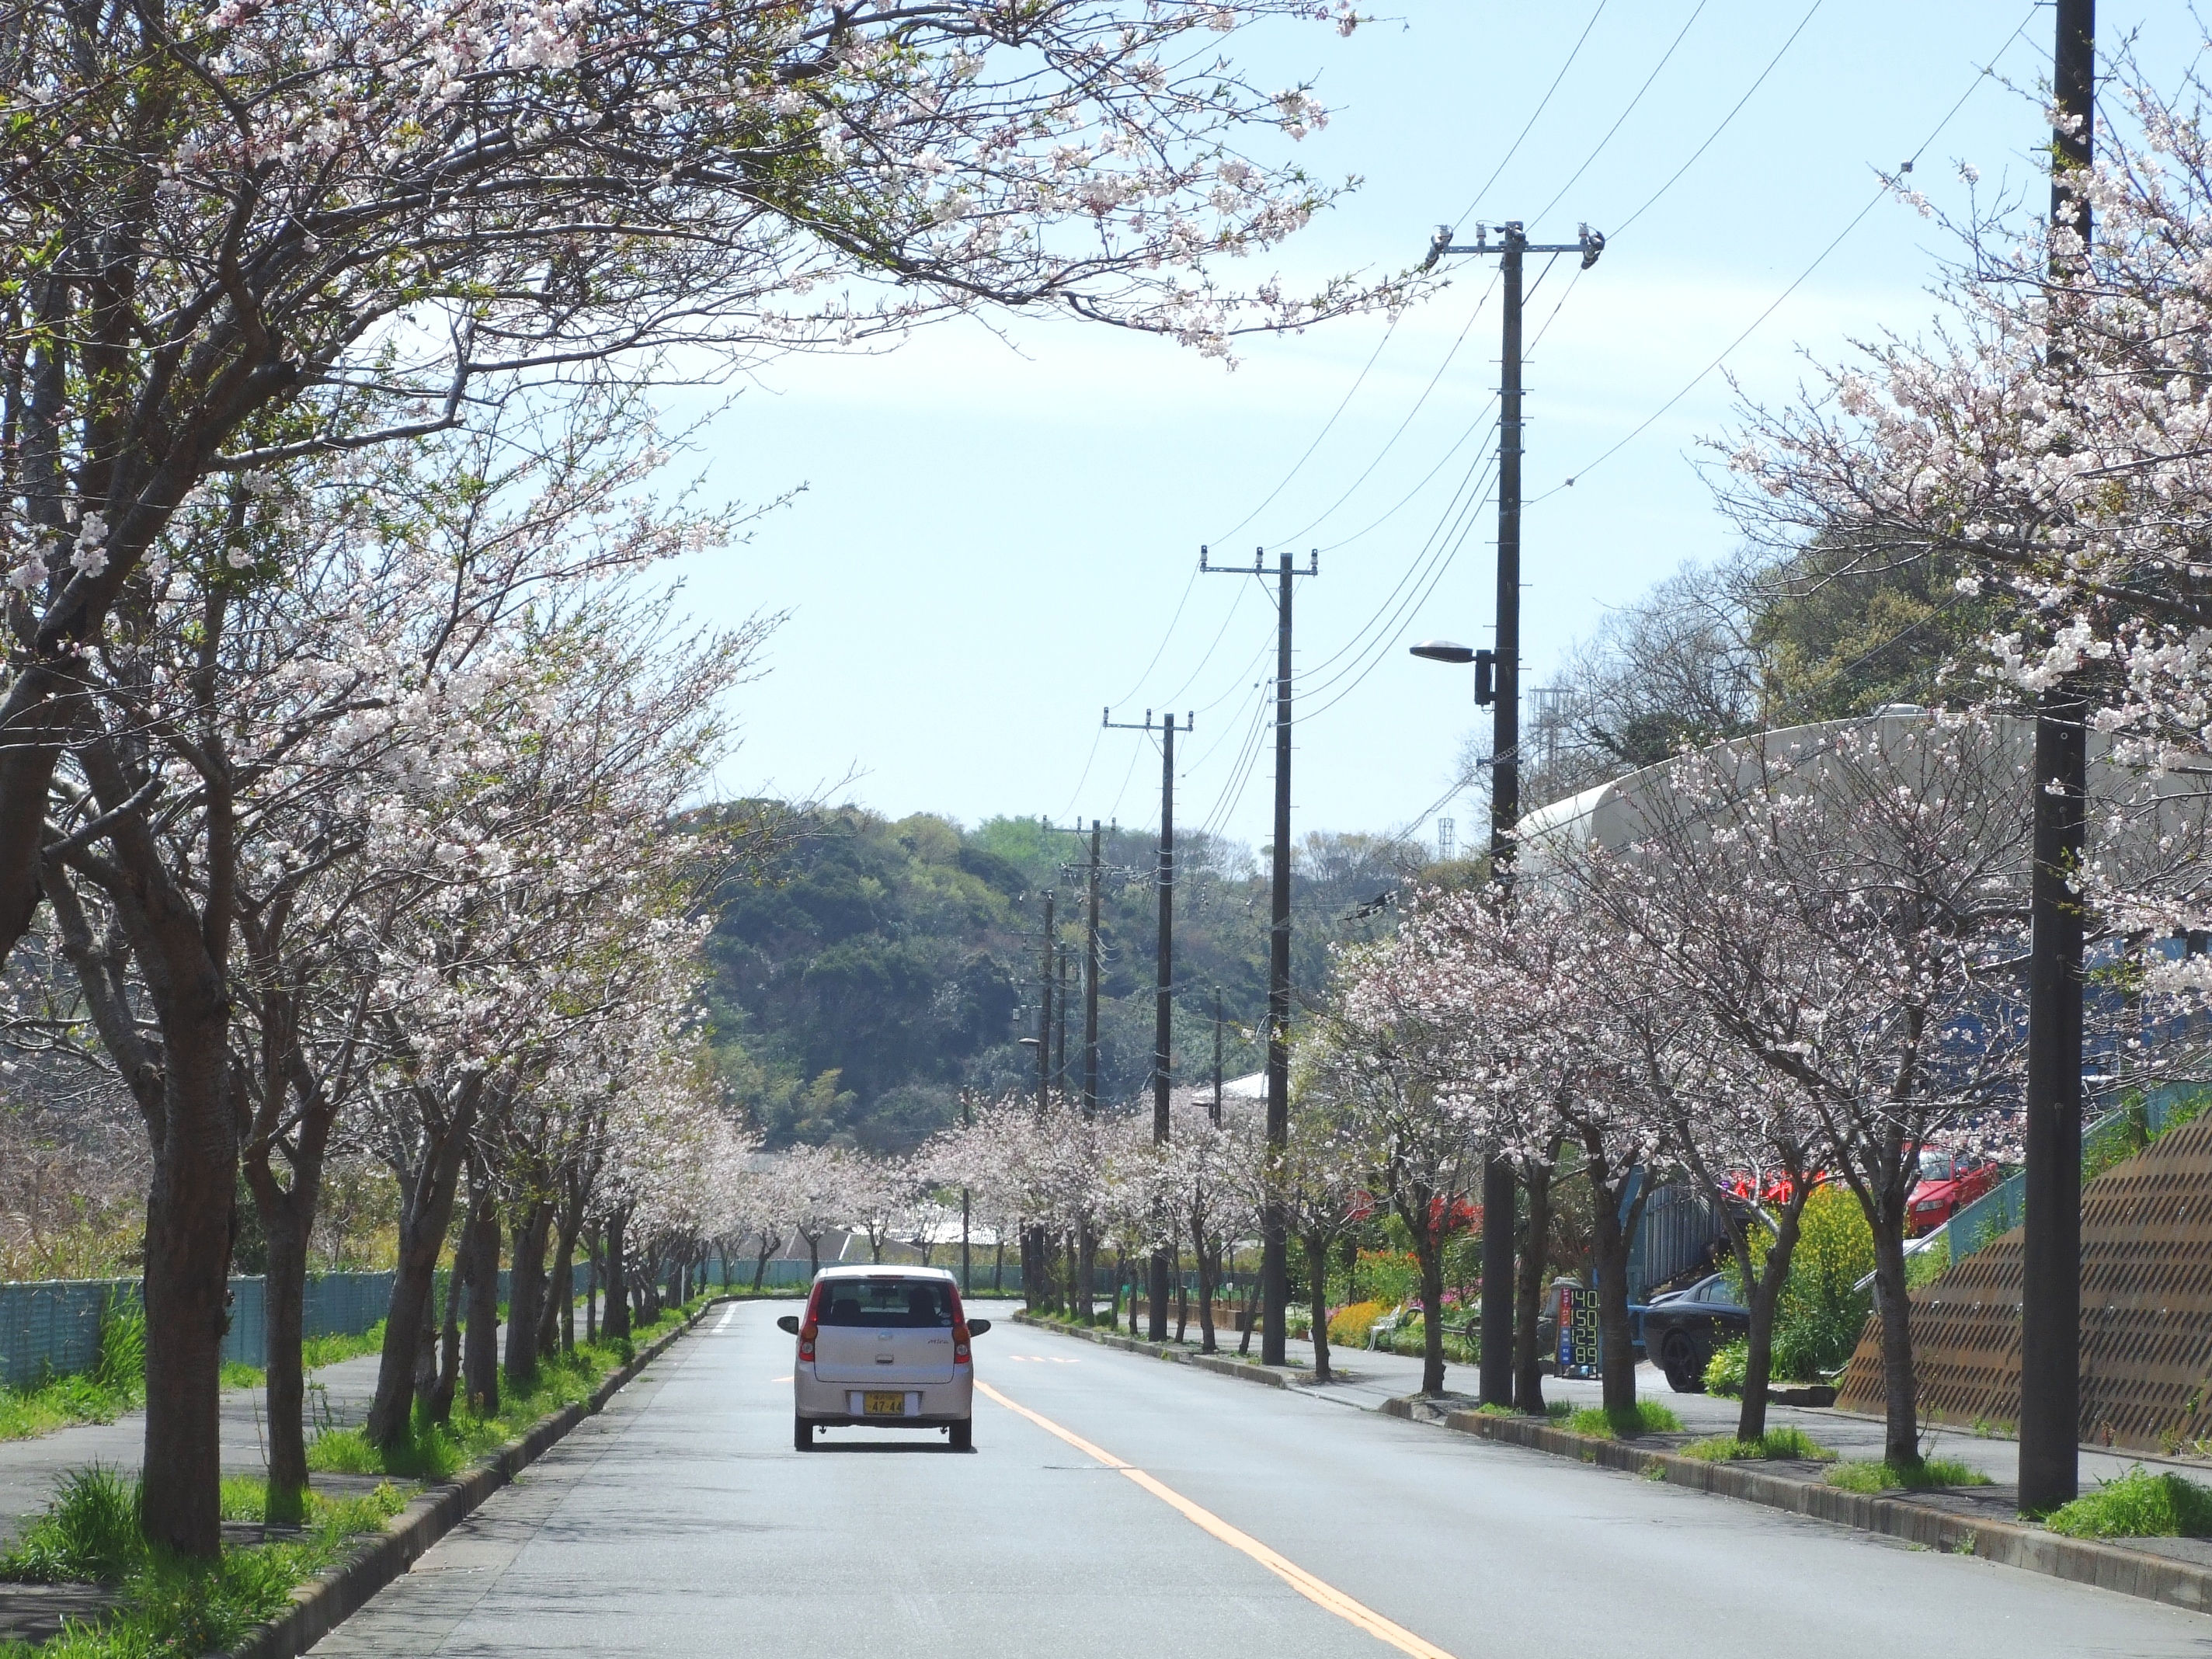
816, 1280, 955, 1327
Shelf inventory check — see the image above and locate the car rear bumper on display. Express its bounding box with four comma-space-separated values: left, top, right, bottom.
795, 1365, 973, 1424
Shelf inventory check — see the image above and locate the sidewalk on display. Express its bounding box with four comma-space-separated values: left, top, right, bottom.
1201, 1324, 2212, 1491
0, 1353, 386, 1536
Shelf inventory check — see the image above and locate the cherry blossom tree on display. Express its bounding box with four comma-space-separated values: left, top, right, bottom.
1713, 51, 2212, 961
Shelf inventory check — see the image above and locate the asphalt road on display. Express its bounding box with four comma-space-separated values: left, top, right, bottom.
307, 1300, 2212, 1658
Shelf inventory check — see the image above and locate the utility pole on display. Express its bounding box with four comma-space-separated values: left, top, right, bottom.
1033, 892, 1055, 1114
1211, 989, 1223, 1128
1055, 951, 1069, 1091
2019, 0, 2095, 1515
1104, 708, 1191, 1341
959, 1090, 972, 1294
1084, 821, 1101, 1120
1203, 544, 1319, 1367
1417, 217, 1605, 1410
1078, 820, 1103, 1322
1023, 891, 1055, 1309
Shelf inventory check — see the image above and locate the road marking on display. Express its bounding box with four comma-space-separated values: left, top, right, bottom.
976, 1380, 1456, 1659
714, 1308, 737, 1333
770, 1375, 792, 1383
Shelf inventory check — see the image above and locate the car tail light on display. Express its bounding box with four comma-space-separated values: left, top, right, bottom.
954, 1323, 971, 1366
798, 1283, 823, 1363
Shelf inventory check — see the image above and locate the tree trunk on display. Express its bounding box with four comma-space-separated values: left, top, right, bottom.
603, 1210, 631, 1342
1174, 1236, 1189, 1344
365, 1081, 479, 1448
751, 1236, 772, 1292
427, 1261, 461, 1425
137, 997, 238, 1560
584, 1240, 599, 1345
1869, 1209, 1920, 1466
548, 1219, 579, 1358
1513, 1156, 1556, 1415
411, 1261, 441, 1419
1584, 1146, 1649, 1418
1414, 1225, 1448, 1396
1075, 1223, 1095, 1323
258, 1201, 313, 1522
1736, 1193, 1809, 1444
462, 1177, 501, 1414
1303, 1229, 1334, 1384
1195, 1224, 1217, 1355
505, 1198, 553, 1386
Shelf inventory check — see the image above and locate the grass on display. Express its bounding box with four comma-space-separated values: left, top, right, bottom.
0, 1306, 147, 1444
217, 1322, 391, 1393
308, 1296, 708, 1482
1680, 1426, 1838, 1462
1567, 1400, 1684, 1439
1826, 1456, 1995, 1493
2043, 1466, 2212, 1539
1472, 1400, 1575, 1421
0, 1466, 407, 1657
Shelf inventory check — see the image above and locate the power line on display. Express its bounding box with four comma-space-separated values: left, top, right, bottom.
1211, 317, 1405, 548
1267, 265, 1504, 548
1611, 0, 1827, 238
1532, 0, 1710, 229
1452, 0, 1611, 229
1522, 4, 2041, 510
1295, 439, 1497, 688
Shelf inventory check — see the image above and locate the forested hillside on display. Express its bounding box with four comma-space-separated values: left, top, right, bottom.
703, 809, 1445, 1152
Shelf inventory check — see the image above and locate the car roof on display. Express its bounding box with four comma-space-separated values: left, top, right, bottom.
812, 1265, 956, 1282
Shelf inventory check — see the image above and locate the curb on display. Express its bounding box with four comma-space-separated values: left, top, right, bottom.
1382, 1396, 2212, 1616
220, 1297, 724, 1659
1010, 1310, 1294, 1389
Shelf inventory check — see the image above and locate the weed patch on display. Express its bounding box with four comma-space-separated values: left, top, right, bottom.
1568, 1400, 1683, 1439
1826, 1457, 1992, 1493
1680, 1426, 1837, 1462
0, 1464, 406, 1657
2044, 1466, 2212, 1539
308, 1297, 706, 1482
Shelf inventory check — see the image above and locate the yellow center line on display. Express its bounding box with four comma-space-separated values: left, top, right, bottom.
976, 1379, 1458, 1659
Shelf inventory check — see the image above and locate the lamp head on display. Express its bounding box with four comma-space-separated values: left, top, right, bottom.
1409, 641, 1476, 665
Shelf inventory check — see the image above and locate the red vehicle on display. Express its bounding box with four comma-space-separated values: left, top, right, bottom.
1904, 1149, 2002, 1235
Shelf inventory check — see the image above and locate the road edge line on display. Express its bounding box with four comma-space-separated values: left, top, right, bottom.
217, 1295, 729, 1659
1383, 1396, 2212, 1618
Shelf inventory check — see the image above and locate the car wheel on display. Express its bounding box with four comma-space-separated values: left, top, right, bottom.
1662, 1335, 1706, 1394
949, 1417, 973, 1452
794, 1414, 815, 1452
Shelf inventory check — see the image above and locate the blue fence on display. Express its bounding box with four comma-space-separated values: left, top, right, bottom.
0, 1271, 399, 1391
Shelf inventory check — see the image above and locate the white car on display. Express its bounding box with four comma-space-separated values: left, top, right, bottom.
779, 1266, 991, 1451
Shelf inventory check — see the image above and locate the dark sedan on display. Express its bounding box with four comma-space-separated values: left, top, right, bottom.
1640, 1273, 1749, 1393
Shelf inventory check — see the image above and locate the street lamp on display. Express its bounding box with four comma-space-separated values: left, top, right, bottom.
1408, 640, 1474, 664
1410, 641, 1497, 704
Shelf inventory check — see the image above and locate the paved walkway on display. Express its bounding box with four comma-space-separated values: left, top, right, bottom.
0, 1353, 385, 1535
1136, 1322, 2212, 1491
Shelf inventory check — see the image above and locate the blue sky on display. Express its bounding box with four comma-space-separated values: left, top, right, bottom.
667, 2, 2196, 854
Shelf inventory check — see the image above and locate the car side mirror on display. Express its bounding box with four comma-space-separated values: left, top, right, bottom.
966, 1319, 992, 1337
777, 1315, 800, 1335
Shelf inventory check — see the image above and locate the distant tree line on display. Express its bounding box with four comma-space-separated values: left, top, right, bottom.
702, 810, 1445, 1153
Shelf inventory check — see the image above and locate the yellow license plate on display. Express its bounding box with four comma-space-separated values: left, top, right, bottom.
864, 1392, 906, 1417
